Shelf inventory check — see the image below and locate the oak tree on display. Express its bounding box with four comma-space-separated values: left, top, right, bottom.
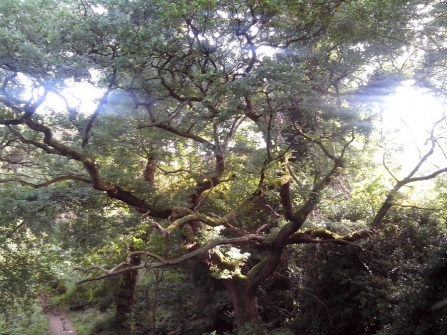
1, 0, 447, 331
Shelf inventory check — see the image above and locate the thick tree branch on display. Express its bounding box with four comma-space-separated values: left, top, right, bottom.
7, 125, 59, 155
7, 113, 173, 218
166, 168, 271, 236
247, 135, 353, 293
74, 234, 264, 283
190, 152, 225, 209
372, 150, 447, 227
148, 220, 168, 235
279, 158, 343, 228
165, 190, 261, 236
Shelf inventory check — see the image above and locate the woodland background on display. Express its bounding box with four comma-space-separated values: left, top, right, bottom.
1, 0, 447, 334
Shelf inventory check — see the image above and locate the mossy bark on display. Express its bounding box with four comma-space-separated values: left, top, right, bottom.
115, 254, 140, 330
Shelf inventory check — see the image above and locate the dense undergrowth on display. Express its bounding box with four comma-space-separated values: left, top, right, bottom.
0, 302, 49, 335
40, 210, 447, 335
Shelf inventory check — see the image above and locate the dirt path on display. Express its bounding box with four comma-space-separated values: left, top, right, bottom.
45, 309, 79, 335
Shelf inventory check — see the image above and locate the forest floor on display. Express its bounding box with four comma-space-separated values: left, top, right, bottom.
45, 308, 79, 335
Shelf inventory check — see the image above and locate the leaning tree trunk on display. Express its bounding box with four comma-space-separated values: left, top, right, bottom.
115, 253, 140, 330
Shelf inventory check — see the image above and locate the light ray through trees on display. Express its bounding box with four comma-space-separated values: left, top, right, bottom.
381, 81, 447, 176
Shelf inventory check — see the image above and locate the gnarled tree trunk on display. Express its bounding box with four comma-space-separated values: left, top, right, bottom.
224, 277, 265, 332
115, 253, 140, 330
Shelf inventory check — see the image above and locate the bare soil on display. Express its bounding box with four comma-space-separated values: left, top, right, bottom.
45, 308, 79, 335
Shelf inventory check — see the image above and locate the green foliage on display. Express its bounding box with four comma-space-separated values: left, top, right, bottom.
70, 308, 115, 335
210, 246, 251, 279
130, 267, 232, 335
51, 281, 95, 309
0, 0, 447, 334
285, 210, 447, 335
0, 302, 49, 335
385, 234, 447, 335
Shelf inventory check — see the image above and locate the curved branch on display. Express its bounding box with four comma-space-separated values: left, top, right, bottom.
381, 147, 399, 182
137, 101, 189, 128
7, 125, 59, 154
82, 69, 117, 148
190, 148, 225, 209
74, 234, 264, 283
165, 213, 213, 233
165, 193, 257, 236
372, 146, 447, 228
139, 212, 170, 235
9, 113, 173, 218
126, 250, 166, 263
389, 203, 442, 211
155, 166, 193, 175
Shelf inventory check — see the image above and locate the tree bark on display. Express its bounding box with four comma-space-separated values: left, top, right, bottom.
224, 278, 265, 333
115, 254, 140, 330
143, 154, 157, 184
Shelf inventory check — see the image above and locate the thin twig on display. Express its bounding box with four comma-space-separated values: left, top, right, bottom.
298, 288, 334, 328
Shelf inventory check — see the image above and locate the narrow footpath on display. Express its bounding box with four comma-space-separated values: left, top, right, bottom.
45, 309, 79, 335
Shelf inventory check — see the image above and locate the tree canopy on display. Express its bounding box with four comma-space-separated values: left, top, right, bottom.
1, 0, 447, 334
